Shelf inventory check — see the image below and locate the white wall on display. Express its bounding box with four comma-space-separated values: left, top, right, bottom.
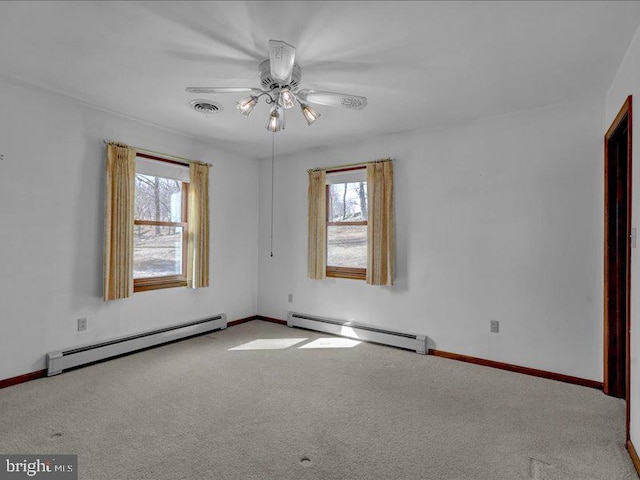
606, 22, 640, 450
258, 98, 604, 381
0, 64, 610, 388
0, 79, 260, 380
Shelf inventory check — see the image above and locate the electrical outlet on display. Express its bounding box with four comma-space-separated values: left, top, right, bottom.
77, 318, 87, 332
490, 320, 499, 333
288, 293, 293, 303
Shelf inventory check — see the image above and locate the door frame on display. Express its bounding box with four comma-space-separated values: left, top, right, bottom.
603, 95, 632, 442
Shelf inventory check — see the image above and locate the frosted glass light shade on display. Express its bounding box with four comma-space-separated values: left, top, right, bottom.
236, 96, 257, 116
301, 104, 321, 125
279, 88, 296, 109
265, 106, 284, 132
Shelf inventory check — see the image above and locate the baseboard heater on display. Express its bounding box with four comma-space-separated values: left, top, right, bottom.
47, 314, 227, 376
287, 312, 427, 354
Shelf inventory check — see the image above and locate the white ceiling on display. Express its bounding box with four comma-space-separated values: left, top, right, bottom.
1, 1, 639, 158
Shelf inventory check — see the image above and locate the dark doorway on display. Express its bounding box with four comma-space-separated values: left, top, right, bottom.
604, 96, 632, 436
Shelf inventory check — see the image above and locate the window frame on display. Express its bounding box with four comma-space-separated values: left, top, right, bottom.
325, 166, 367, 281
133, 153, 190, 292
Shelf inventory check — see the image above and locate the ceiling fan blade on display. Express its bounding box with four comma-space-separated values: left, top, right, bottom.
297, 90, 368, 110
185, 87, 262, 94
269, 40, 296, 84
168, 50, 257, 70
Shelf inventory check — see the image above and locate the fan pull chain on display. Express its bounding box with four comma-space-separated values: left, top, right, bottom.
270, 131, 275, 258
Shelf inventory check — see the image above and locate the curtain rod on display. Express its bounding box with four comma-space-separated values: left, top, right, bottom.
103, 140, 212, 167
307, 158, 392, 173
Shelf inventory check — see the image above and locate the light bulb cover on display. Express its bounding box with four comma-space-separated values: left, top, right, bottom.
236, 96, 258, 116
265, 106, 284, 132
278, 88, 296, 109
301, 103, 321, 126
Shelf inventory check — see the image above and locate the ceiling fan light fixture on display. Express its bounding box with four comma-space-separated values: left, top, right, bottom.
266, 106, 284, 132
301, 103, 321, 126
186, 40, 367, 131
278, 88, 296, 109
236, 95, 258, 116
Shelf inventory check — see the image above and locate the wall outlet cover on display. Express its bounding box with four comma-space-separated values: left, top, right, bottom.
77, 318, 87, 331
490, 320, 499, 333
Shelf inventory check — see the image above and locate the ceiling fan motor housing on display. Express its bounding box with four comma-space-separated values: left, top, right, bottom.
259, 60, 302, 91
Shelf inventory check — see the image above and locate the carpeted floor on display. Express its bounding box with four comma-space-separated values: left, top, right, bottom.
0, 320, 635, 479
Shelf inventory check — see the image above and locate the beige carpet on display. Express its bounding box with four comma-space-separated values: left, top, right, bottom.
0, 320, 635, 480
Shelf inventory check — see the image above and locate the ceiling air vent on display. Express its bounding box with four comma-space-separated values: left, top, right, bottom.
189, 99, 223, 115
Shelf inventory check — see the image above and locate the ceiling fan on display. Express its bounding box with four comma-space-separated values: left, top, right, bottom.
186, 40, 368, 132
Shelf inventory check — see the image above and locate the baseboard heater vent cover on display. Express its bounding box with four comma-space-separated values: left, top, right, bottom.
287, 312, 427, 354
47, 314, 227, 376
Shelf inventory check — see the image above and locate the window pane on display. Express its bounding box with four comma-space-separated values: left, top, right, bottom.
327, 225, 367, 268
134, 174, 183, 222
328, 182, 367, 222
134, 225, 183, 278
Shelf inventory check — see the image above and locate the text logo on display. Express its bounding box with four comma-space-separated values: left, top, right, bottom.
0, 455, 77, 480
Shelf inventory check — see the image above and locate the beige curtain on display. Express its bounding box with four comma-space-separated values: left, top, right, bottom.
367, 161, 395, 286
308, 170, 327, 279
187, 163, 210, 288
103, 144, 136, 301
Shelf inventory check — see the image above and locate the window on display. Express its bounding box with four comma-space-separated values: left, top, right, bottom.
307, 160, 393, 285
104, 143, 209, 301
133, 154, 190, 292
326, 168, 367, 280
